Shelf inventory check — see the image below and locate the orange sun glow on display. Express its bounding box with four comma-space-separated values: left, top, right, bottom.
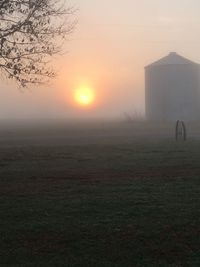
74, 87, 95, 107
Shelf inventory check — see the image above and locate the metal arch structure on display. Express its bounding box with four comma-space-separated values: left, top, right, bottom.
175, 120, 187, 141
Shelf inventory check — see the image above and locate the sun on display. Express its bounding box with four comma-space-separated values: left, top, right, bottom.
74, 87, 95, 107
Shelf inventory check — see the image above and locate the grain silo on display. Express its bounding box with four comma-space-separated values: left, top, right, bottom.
145, 52, 200, 121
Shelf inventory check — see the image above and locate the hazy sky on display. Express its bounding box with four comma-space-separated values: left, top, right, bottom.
1, 0, 200, 120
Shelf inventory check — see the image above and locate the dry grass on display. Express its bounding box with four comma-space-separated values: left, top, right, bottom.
0, 121, 200, 266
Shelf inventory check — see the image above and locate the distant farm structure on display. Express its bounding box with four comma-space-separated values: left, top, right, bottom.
145, 52, 200, 121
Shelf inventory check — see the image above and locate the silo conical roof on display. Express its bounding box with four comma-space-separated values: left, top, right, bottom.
145, 52, 198, 68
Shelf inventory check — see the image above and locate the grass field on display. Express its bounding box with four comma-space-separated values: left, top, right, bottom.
0, 121, 200, 266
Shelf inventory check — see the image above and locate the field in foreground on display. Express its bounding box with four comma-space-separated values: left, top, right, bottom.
0, 121, 200, 266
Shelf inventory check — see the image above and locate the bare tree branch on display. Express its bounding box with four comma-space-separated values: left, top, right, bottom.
0, 0, 76, 87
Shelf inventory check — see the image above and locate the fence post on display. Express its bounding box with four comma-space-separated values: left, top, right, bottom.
175, 120, 180, 141
175, 120, 187, 141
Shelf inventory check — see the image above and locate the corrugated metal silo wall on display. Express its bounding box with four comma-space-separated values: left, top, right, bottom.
145, 64, 200, 121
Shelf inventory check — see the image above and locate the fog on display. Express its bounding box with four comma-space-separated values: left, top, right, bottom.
1, 0, 200, 121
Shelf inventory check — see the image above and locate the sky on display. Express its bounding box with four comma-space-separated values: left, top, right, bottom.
1, 0, 200, 120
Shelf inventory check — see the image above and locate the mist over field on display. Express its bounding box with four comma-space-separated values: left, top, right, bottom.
1, 0, 200, 266
1, 0, 200, 121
